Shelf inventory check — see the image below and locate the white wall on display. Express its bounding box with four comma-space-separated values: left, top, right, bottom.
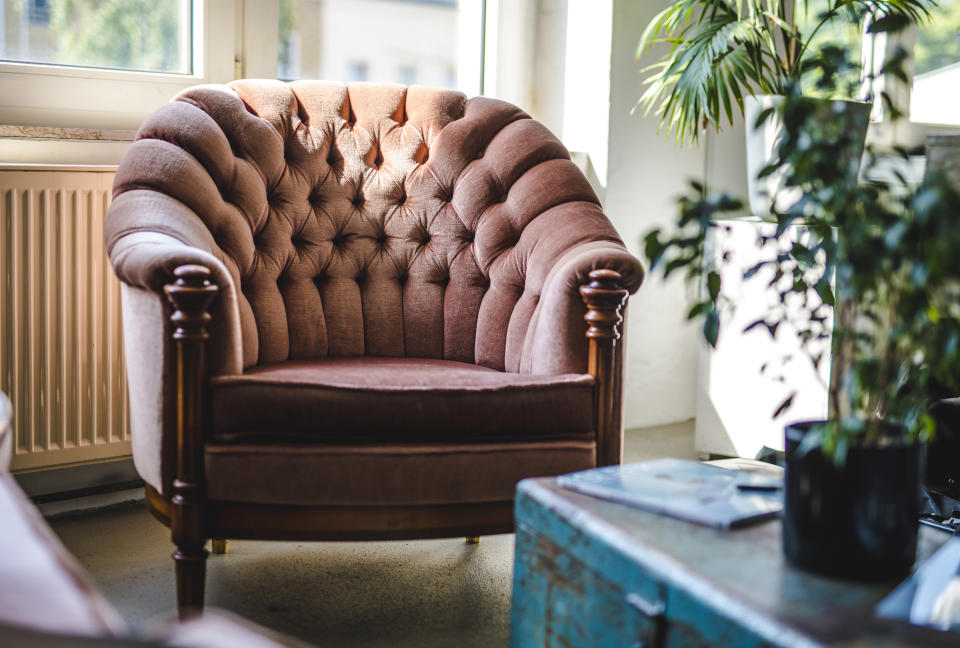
604, 0, 747, 429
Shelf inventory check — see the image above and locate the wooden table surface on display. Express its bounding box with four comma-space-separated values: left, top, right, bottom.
513, 477, 958, 647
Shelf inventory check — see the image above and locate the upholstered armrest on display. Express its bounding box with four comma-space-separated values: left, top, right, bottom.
104, 190, 244, 496
105, 190, 244, 377
520, 240, 643, 376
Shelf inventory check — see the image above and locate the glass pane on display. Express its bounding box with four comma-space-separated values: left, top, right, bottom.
279, 0, 460, 89
795, 0, 865, 96
910, 0, 960, 125
1, 0, 193, 75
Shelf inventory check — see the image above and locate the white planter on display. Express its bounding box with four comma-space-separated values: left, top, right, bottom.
744, 95, 871, 216
696, 219, 833, 458
744, 95, 786, 216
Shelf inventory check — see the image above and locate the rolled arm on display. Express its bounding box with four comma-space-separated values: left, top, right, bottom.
520, 240, 643, 376
104, 190, 244, 496
520, 241, 642, 466
105, 189, 245, 377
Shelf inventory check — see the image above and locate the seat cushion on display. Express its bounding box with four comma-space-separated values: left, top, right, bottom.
205, 440, 596, 506
209, 357, 595, 443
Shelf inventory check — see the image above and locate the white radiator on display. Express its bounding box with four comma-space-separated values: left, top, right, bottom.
0, 165, 130, 472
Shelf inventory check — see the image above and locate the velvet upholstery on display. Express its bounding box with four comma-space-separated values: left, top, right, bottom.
205, 440, 595, 506
210, 358, 594, 443
0, 400, 125, 638
0, 415, 316, 647
105, 81, 643, 503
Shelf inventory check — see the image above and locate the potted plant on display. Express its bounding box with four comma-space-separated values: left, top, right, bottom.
635, 0, 931, 213
643, 44, 960, 578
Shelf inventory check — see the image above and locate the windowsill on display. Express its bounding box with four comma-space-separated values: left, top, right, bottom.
0, 124, 135, 142
0, 126, 134, 166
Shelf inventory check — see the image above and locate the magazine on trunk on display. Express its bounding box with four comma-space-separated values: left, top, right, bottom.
557, 458, 783, 529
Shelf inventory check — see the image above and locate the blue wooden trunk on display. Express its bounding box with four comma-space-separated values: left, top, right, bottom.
510, 477, 950, 647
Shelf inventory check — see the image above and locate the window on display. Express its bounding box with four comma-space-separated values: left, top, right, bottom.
396, 64, 417, 85
795, 0, 866, 96
346, 61, 369, 82
0, 0, 235, 130
909, 0, 960, 126
2, 0, 193, 75
277, 0, 475, 91
784, 0, 960, 144
28, 0, 51, 24
0, 0, 486, 133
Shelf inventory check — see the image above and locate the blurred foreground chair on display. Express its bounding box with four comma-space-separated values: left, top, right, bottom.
104, 80, 643, 616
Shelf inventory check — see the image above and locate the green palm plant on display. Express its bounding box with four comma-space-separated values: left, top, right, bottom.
636, 0, 932, 145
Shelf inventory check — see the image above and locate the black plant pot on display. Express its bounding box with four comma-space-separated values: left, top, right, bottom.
783, 421, 922, 580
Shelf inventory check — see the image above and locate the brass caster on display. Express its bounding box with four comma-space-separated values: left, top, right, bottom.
211, 539, 228, 555
465, 536, 480, 544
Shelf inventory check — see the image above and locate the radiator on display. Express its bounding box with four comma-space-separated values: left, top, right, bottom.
0, 166, 130, 472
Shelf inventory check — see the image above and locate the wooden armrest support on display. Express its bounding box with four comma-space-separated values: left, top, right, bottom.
579, 269, 628, 467
163, 264, 218, 617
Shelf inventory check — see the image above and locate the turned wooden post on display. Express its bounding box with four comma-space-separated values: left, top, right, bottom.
164, 264, 218, 618
580, 269, 628, 467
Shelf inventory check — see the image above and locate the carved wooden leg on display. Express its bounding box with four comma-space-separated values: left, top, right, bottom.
580, 270, 628, 467
165, 265, 218, 618
465, 536, 480, 544
211, 539, 228, 554
174, 548, 207, 614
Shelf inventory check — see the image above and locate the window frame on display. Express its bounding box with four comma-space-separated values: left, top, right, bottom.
867, 18, 960, 150
0, 0, 493, 134
0, 0, 238, 130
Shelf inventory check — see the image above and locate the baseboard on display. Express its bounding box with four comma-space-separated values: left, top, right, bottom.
13, 457, 142, 500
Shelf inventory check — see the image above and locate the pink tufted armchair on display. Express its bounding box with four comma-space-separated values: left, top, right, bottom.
104, 80, 643, 616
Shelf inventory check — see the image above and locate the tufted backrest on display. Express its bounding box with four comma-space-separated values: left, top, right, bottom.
112, 81, 625, 372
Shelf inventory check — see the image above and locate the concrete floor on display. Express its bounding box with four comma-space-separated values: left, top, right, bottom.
48, 421, 696, 648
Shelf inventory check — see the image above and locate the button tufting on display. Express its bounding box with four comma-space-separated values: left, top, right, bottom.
375, 233, 388, 246
475, 149, 485, 160
351, 194, 364, 208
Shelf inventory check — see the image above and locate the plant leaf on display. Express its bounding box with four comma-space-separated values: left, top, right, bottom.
704, 308, 720, 347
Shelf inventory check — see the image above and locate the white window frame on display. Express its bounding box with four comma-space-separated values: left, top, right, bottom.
867, 20, 960, 150
0, 0, 494, 136
0, 0, 238, 131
